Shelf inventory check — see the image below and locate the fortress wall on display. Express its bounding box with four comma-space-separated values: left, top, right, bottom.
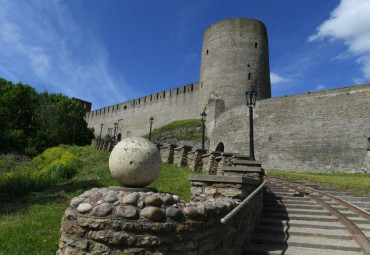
210, 84, 370, 173
85, 82, 200, 138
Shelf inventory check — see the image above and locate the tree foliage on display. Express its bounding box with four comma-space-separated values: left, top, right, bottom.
0, 77, 93, 156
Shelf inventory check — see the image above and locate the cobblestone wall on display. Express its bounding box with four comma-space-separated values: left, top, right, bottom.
58, 181, 263, 255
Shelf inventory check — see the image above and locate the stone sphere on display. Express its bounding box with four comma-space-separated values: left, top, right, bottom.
109, 137, 161, 187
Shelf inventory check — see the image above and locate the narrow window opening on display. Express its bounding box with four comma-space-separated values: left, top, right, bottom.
191, 84, 193, 91
139, 98, 141, 104
206, 49, 209, 55
108, 107, 109, 112
177, 88, 179, 94
104, 108, 105, 113
170, 90, 172, 96
183, 86, 186, 93
124, 106, 127, 109
157, 93, 159, 99
248, 73, 251, 80
163, 91, 166, 98
144, 97, 146, 103
255, 42, 258, 48
150, 95, 152, 101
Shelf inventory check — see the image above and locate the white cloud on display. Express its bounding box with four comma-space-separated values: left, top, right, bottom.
309, 0, 370, 79
316, 85, 326, 91
270, 72, 289, 84
0, 0, 129, 109
352, 78, 364, 85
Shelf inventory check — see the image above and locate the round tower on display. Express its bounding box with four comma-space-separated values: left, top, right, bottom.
199, 18, 271, 112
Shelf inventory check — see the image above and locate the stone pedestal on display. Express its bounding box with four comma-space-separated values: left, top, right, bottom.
160, 144, 177, 163
174, 145, 193, 167
187, 149, 207, 171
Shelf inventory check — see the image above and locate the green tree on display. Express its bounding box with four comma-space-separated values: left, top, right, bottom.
0, 78, 38, 153
0, 77, 93, 156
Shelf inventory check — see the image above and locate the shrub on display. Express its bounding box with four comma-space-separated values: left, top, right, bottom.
0, 145, 81, 197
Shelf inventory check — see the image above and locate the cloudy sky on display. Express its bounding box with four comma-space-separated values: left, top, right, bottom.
1, 0, 369, 110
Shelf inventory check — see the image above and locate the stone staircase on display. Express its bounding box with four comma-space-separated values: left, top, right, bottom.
244, 182, 370, 255
294, 182, 370, 213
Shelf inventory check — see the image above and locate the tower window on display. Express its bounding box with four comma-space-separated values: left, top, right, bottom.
163, 91, 165, 98
150, 95, 152, 101
206, 49, 209, 55
248, 73, 251, 80
177, 88, 179, 94
191, 84, 193, 91
184, 86, 186, 93
255, 42, 258, 48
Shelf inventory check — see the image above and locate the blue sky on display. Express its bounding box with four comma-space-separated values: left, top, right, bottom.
1, 0, 370, 110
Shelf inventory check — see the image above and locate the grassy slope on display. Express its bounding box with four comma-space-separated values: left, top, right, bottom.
0, 146, 198, 255
143, 119, 207, 144
268, 170, 370, 197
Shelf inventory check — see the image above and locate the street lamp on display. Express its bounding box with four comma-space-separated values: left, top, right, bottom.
201, 110, 207, 150
113, 123, 118, 142
246, 87, 257, 161
100, 123, 103, 139
149, 117, 154, 141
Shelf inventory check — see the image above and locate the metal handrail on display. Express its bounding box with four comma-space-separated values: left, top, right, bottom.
220, 169, 268, 224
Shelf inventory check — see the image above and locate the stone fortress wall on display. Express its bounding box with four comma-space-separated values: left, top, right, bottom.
86, 82, 200, 139
85, 17, 370, 174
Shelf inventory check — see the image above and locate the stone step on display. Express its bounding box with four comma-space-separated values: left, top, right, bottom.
254, 224, 354, 240
222, 165, 262, 173
245, 243, 363, 255
250, 233, 362, 252
262, 213, 338, 222
232, 159, 262, 166
260, 218, 347, 230
263, 208, 332, 216
264, 204, 323, 210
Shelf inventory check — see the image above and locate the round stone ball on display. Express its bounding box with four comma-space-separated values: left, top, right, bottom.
109, 137, 161, 187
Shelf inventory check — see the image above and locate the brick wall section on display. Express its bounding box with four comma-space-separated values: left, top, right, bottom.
187, 149, 207, 171
160, 144, 177, 163
173, 145, 193, 167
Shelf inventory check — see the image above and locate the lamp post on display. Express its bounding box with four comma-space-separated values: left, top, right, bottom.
100, 123, 103, 139
149, 116, 154, 141
201, 110, 207, 150
246, 87, 258, 161
113, 123, 118, 142
117, 119, 123, 141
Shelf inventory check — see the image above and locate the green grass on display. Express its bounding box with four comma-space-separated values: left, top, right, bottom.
143, 119, 207, 143
148, 163, 201, 201
268, 170, 370, 197
0, 145, 199, 254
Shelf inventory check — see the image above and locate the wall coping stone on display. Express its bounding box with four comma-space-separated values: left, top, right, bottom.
174, 145, 193, 151
188, 174, 260, 185
160, 144, 178, 149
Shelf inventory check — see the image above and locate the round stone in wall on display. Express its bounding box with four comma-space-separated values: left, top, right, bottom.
109, 137, 161, 187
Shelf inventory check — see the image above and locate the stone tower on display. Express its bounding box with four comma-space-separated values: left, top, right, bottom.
199, 18, 271, 112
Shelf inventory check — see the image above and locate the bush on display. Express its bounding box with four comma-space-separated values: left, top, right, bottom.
0, 145, 81, 197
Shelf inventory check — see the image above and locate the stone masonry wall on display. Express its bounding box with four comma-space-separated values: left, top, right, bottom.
58, 184, 263, 255
210, 84, 370, 173
86, 82, 200, 139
